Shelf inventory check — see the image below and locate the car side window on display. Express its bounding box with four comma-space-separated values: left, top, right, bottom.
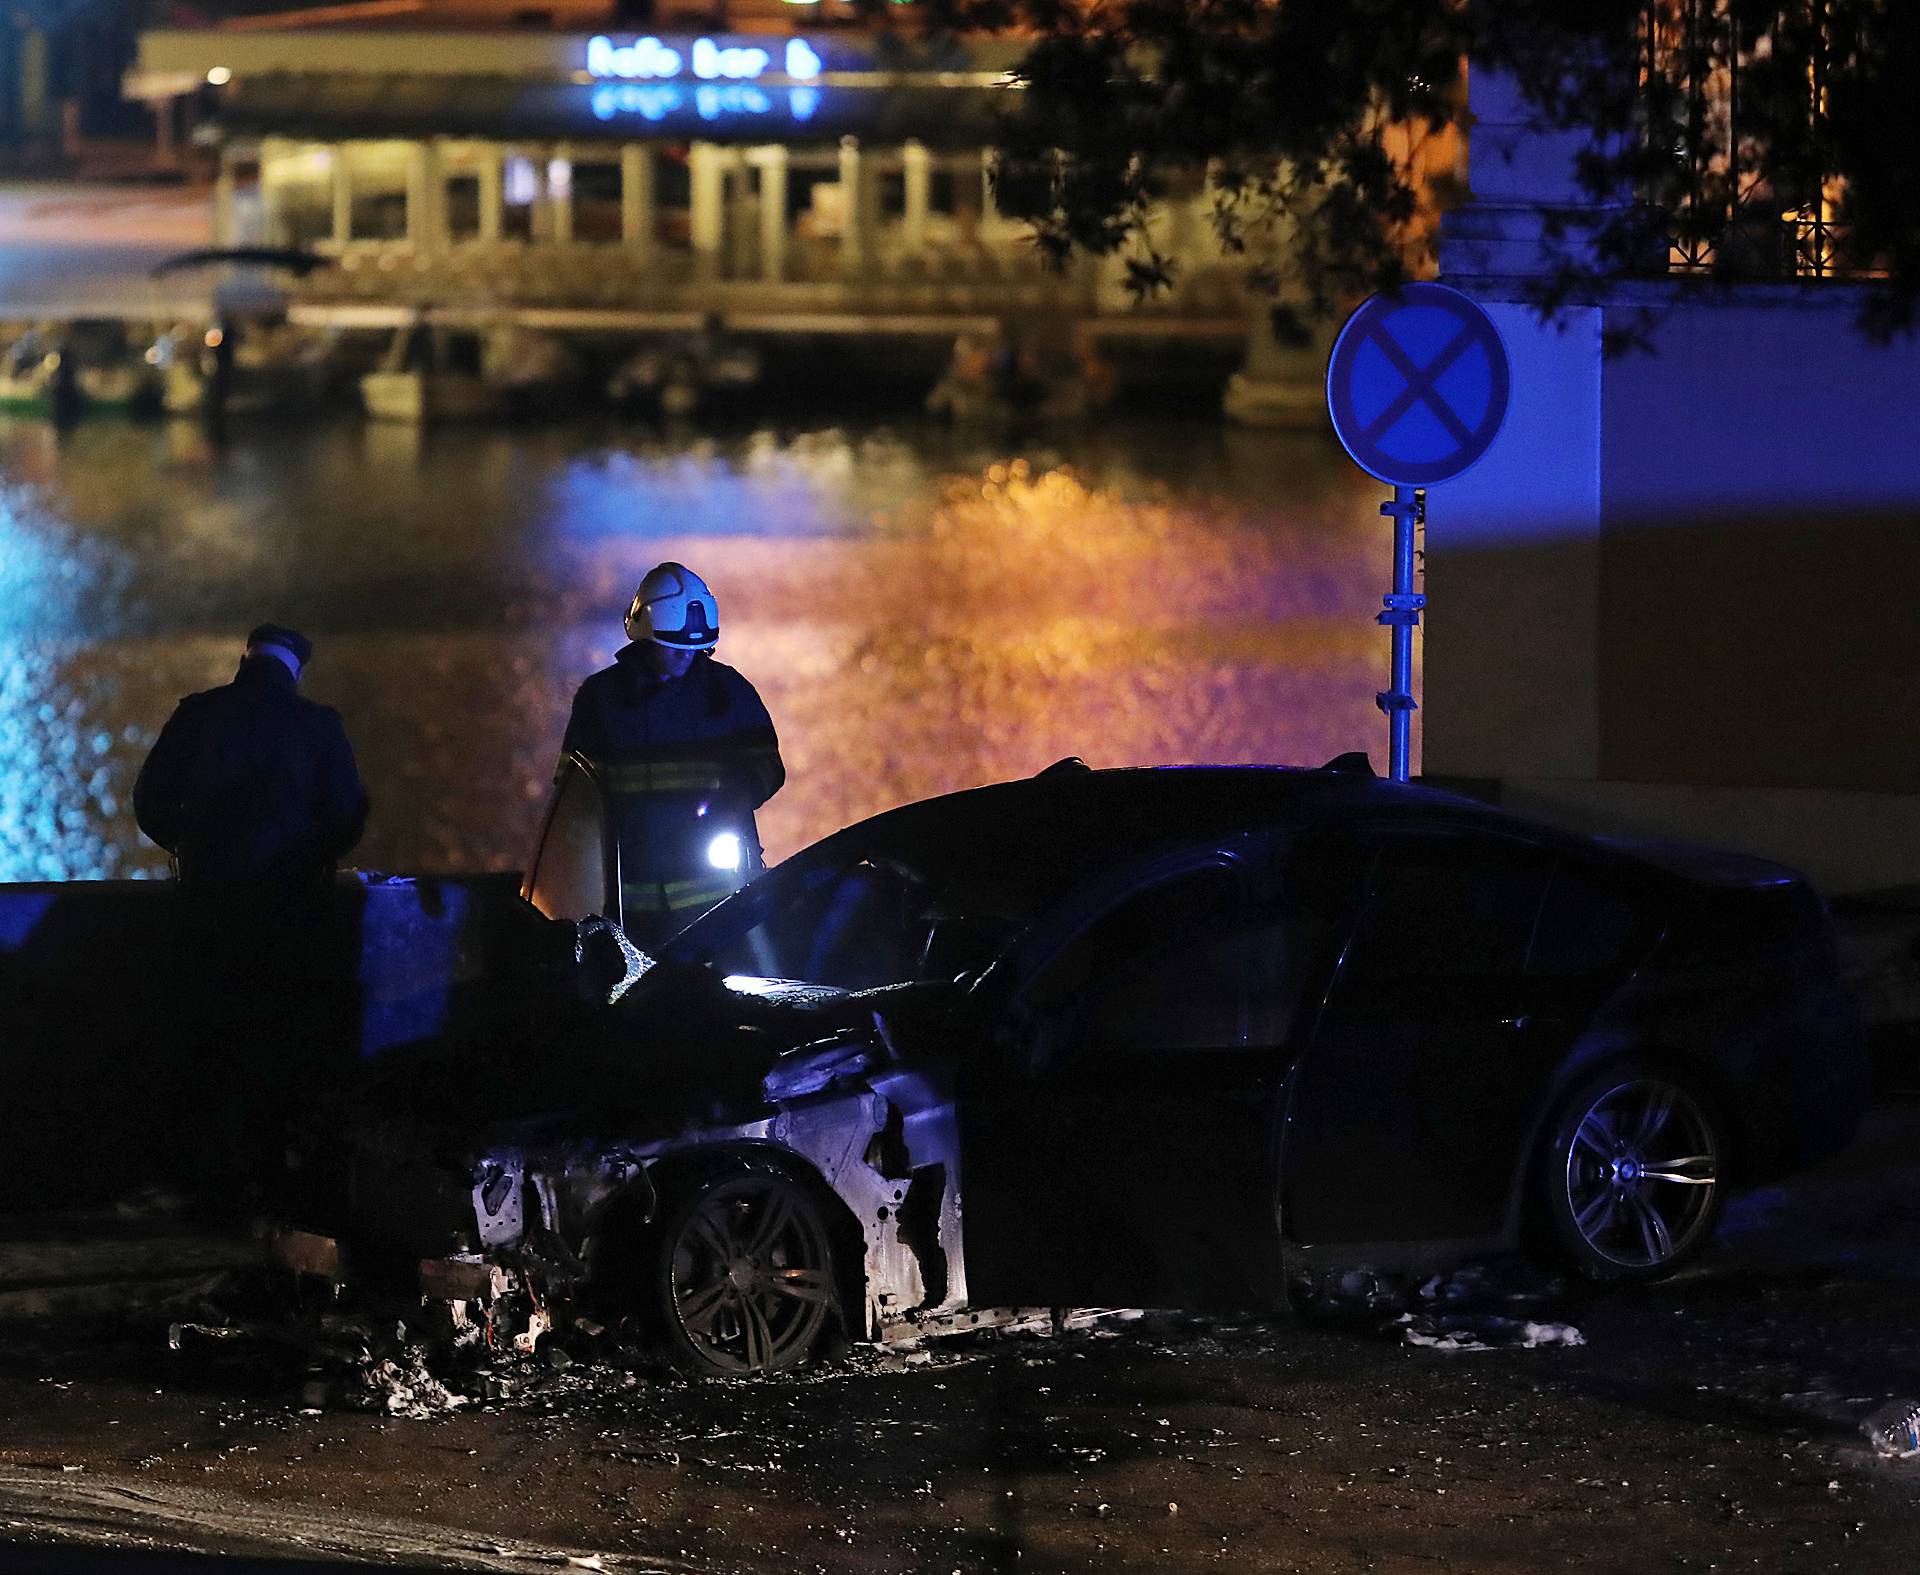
1527, 860, 1651, 980
1079, 912, 1299, 1052
1023, 866, 1236, 1022
1339, 835, 1553, 985
1022, 864, 1322, 1061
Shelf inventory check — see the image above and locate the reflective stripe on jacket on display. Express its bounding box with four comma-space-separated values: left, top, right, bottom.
561, 647, 783, 936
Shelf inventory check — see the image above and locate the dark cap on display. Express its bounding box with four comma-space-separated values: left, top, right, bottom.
245, 623, 314, 668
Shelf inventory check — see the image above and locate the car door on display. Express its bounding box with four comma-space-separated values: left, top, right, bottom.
521, 753, 618, 924
1282, 830, 1563, 1249
958, 850, 1337, 1311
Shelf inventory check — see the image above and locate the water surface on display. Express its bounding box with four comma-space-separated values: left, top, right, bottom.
0, 413, 1399, 881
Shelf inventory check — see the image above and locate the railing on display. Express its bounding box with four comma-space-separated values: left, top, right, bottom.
287, 234, 1256, 319
1640, 0, 1872, 281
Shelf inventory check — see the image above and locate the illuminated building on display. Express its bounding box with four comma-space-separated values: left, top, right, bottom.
121, 3, 1250, 340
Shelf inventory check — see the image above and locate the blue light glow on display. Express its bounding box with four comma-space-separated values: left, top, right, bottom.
694, 83, 770, 120
591, 81, 822, 122
691, 38, 771, 80
784, 39, 823, 81
592, 84, 681, 121
587, 36, 682, 80
587, 34, 824, 83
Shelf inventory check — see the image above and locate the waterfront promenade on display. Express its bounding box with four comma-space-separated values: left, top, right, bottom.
0, 181, 213, 320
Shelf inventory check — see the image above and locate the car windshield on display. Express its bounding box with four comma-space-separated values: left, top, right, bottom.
661, 781, 1288, 991
665, 843, 1028, 992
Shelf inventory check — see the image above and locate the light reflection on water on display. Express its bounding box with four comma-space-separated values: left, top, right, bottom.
0, 414, 1402, 882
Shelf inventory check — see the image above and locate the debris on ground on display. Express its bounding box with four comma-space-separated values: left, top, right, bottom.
1399, 1315, 1587, 1353
1396, 1262, 1586, 1353
1290, 1258, 1588, 1353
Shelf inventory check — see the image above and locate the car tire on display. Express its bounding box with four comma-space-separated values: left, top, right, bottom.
1539, 1063, 1726, 1282
649, 1164, 839, 1376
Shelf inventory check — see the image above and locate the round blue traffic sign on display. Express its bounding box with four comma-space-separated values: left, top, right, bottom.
1326, 283, 1510, 486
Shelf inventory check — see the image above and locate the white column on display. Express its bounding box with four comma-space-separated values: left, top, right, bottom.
405, 141, 431, 251
838, 137, 865, 278
752, 145, 787, 283
154, 95, 178, 168
621, 143, 654, 259
331, 144, 353, 245
689, 142, 725, 279
478, 146, 504, 242
1439, 63, 1634, 280
725, 153, 753, 279
902, 140, 931, 256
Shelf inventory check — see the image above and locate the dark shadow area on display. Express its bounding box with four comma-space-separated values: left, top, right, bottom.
0, 872, 534, 1214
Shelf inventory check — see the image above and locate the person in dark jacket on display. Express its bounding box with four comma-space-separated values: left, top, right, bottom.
133, 624, 369, 1201
134, 623, 369, 891
562, 563, 783, 948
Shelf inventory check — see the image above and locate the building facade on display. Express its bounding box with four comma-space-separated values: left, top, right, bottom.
125, 11, 1249, 338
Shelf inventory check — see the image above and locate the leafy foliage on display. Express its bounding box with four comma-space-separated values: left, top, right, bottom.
912, 0, 1915, 336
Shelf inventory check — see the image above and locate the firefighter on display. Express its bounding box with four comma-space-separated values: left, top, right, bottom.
562, 563, 784, 947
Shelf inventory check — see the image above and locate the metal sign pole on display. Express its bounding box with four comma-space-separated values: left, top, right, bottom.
1326, 286, 1506, 784
1376, 485, 1426, 783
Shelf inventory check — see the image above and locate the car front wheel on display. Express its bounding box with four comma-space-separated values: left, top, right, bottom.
651, 1166, 839, 1376
1542, 1067, 1725, 1281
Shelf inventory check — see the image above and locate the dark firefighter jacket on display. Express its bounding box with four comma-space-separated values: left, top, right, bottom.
562, 647, 784, 938
133, 656, 370, 889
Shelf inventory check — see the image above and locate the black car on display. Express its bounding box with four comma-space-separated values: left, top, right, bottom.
303, 760, 1867, 1377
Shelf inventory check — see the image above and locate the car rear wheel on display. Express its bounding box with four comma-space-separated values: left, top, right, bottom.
1542, 1067, 1725, 1281
651, 1167, 838, 1376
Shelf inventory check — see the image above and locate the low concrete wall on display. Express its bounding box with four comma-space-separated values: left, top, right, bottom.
0, 871, 529, 1208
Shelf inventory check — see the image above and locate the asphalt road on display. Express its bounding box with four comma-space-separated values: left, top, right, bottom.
3, 1100, 1920, 1574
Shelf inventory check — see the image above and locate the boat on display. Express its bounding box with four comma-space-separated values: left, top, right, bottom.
925, 330, 1115, 429
0, 330, 64, 412
0, 323, 161, 417
151, 318, 341, 418
67, 321, 161, 415
360, 323, 582, 423
608, 319, 761, 419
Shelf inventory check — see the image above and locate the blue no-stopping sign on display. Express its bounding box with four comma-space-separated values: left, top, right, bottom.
1326, 283, 1510, 486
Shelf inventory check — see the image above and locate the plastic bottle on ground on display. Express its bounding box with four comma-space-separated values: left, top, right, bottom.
1862, 1399, 1920, 1458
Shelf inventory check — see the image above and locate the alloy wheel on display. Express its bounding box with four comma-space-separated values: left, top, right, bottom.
666, 1173, 835, 1374
1561, 1077, 1720, 1271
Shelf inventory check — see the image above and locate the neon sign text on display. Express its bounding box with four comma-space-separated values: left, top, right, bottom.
587, 35, 823, 83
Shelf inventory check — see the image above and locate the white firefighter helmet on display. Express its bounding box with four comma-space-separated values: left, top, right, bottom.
624, 561, 719, 650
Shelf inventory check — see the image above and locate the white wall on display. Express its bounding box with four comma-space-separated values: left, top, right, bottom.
1421, 301, 1604, 782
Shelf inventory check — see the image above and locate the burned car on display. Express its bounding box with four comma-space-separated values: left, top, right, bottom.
295, 760, 1867, 1376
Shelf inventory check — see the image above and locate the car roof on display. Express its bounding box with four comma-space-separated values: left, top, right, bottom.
859, 764, 1504, 843
810, 764, 1540, 906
